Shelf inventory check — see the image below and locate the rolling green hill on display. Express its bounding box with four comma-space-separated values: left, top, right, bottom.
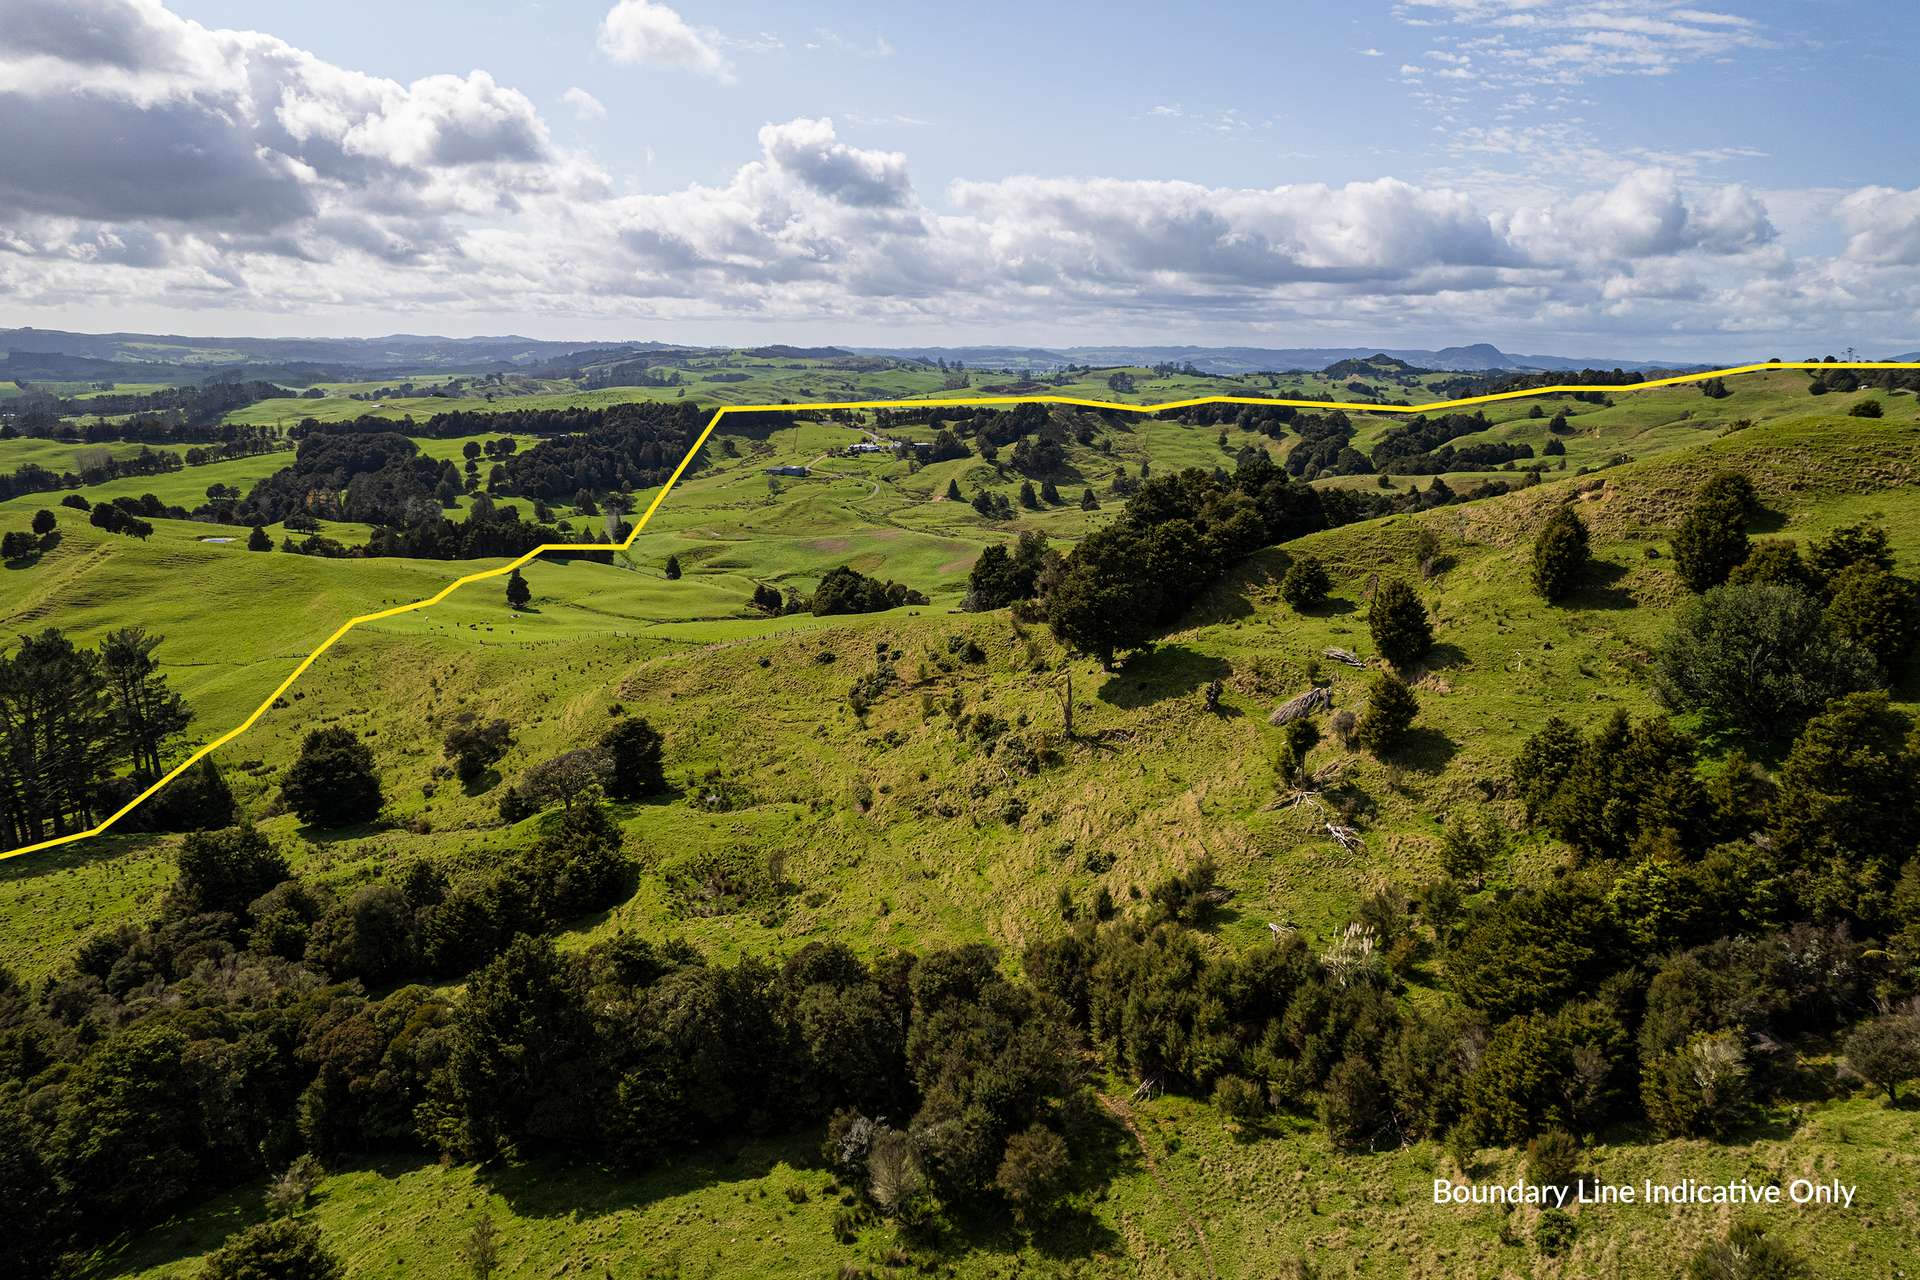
3, 367, 1918, 1279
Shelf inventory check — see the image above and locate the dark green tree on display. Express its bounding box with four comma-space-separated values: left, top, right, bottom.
101, 626, 192, 780
1354, 671, 1419, 755
598, 716, 666, 799
1368, 579, 1433, 668
198, 1217, 345, 1280
1729, 540, 1815, 592
281, 727, 384, 827
663, 554, 681, 580
505, 568, 530, 610
31, 508, 55, 536
1652, 582, 1874, 739
1530, 507, 1591, 602
1280, 555, 1331, 610
174, 824, 288, 915
1671, 476, 1753, 592
246, 523, 272, 551
1823, 563, 1919, 674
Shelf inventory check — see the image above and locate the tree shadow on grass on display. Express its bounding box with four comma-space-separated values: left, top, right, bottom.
0, 829, 167, 886
1566, 558, 1636, 610
1096, 645, 1232, 709
1391, 726, 1459, 774
1419, 641, 1471, 671
478, 1135, 812, 1221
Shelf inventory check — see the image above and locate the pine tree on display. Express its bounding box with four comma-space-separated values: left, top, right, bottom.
1368, 579, 1433, 668
663, 554, 682, 580
506, 568, 530, 610
247, 523, 273, 551
1530, 508, 1591, 602
1355, 671, 1419, 755
945, 478, 962, 501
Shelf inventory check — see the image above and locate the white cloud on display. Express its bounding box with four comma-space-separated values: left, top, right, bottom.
561, 87, 607, 120
597, 0, 733, 83
1, 0, 1916, 353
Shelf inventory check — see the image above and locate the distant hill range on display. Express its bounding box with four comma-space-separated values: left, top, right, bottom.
850, 341, 1726, 374
6, 326, 1910, 384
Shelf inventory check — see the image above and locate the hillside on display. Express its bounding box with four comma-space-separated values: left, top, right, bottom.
3, 371, 1919, 1280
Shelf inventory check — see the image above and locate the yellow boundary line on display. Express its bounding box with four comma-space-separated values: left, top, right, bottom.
4, 358, 1915, 863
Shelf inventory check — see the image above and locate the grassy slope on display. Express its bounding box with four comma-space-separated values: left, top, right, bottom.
5, 371, 1919, 1277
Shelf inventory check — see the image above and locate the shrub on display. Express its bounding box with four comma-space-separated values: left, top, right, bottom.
198, 1218, 344, 1280
1530, 507, 1591, 602
598, 716, 666, 798
1807, 522, 1893, 591
174, 825, 289, 915
1729, 540, 1815, 592
1652, 582, 1874, 740
1280, 555, 1331, 610
1849, 398, 1883, 418
1671, 475, 1753, 592
444, 714, 513, 785
281, 727, 384, 827
1843, 1014, 1920, 1102
1368, 579, 1433, 668
1686, 1221, 1811, 1280
1354, 672, 1418, 755
1822, 564, 1919, 674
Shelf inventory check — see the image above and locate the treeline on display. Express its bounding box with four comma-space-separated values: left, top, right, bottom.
750, 565, 929, 617
1021, 687, 1920, 1158
0, 431, 280, 504
493, 401, 714, 499
2, 390, 288, 445
239, 432, 569, 560
44, 380, 283, 424
963, 452, 1493, 665
0, 804, 1087, 1272
0, 627, 220, 847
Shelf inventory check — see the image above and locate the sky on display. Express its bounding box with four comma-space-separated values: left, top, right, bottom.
0, 0, 1916, 358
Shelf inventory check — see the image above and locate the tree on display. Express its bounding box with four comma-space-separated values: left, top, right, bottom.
1849, 398, 1883, 418
174, 824, 288, 915
1729, 540, 1815, 592
247, 524, 273, 551
1686, 1220, 1812, 1280
1808, 522, 1893, 590
1823, 563, 1919, 674
1368, 579, 1433, 668
523, 749, 611, 811
0, 530, 35, 561
198, 1217, 345, 1280
599, 716, 666, 799
101, 626, 191, 780
1080, 488, 1099, 511
1530, 507, 1590, 602
307, 885, 414, 985
282, 726, 384, 827
1045, 524, 1164, 667
1355, 671, 1419, 755
505, 568, 530, 611
1672, 477, 1752, 591
663, 554, 681, 580
1321, 1056, 1388, 1149
1652, 582, 1874, 739
461, 1216, 501, 1280
444, 714, 513, 786
945, 478, 962, 502
1843, 1015, 1920, 1103
993, 1123, 1071, 1223
1018, 480, 1038, 509
30, 508, 55, 536
1280, 555, 1331, 610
